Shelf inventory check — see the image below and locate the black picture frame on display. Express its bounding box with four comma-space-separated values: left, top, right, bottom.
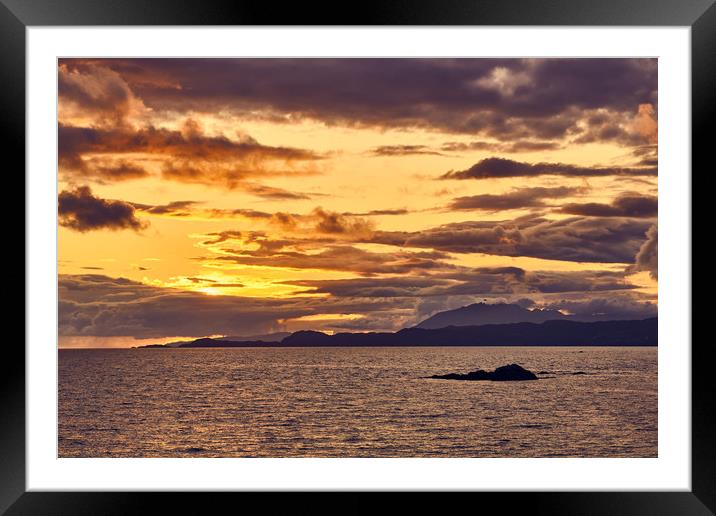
5, 0, 709, 513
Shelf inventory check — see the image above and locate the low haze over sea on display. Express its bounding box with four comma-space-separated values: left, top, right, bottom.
59, 346, 657, 458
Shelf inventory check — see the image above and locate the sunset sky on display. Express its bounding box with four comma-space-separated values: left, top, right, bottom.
58, 58, 658, 347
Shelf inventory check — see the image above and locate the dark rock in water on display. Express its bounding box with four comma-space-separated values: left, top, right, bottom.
429, 363, 538, 381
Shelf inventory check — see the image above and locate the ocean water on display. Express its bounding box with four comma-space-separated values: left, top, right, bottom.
58, 347, 657, 457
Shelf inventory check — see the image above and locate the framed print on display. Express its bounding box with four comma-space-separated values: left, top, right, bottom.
6, 0, 711, 513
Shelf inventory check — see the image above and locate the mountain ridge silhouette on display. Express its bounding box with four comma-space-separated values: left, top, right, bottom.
416, 302, 567, 329
136, 317, 657, 348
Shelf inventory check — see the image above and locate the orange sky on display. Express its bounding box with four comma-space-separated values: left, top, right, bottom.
57, 59, 658, 347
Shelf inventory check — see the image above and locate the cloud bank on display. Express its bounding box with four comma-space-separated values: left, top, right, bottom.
59, 186, 146, 232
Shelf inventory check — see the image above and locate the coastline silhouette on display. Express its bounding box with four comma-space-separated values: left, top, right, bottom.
137, 316, 657, 348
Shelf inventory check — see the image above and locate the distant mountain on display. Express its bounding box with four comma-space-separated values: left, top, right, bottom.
416, 302, 566, 329
177, 338, 274, 348
139, 318, 657, 348
217, 332, 291, 342
282, 318, 656, 347
157, 339, 193, 348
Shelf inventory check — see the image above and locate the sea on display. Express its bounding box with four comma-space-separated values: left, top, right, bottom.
58, 346, 657, 457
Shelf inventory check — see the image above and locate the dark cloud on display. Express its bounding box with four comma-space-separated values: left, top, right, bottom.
629, 224, 658, 279
199, 221, 642, 288
214, 244, 452, 276
560, 194, 657, 218
287, 267, 635, 298
520, 270, 634, 294
369, 145, 447, 157
199, 230, 248, 245
60, 58, 657, 142
441, 157, 656, 180
125, 201, 284, 220
62, 158, 150, 183
578, 103, 658, 147
58, 121, 322, 189
208, 208, 274, 219
370, 140, 563, 157
129, 202, 408, 223
288, 276, 454, 298
59, 270, 652, 338
539, 293, 657, 321
132, 200, 198, 216
311, 208, 374, 235
370, 215, 652, 263
200, 209, 652, 266
441, 140, 562, 153
448, 186, 582, 211
58, 121, 319, 162
630, 144, 658, 167
58, 63, 142, 124
242, 183, 312, 200
506, 141, 563, 152
344, 209, 410, 217
58, 274, 414, 338
59, 275, 302, 338
263, 208, 376, 237
58, 186, 147, 232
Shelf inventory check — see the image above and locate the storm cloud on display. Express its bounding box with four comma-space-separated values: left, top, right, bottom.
441, 157, 656, 180
214, 244, 452, 276
60, 58, 657, 142
370, 215, 653, 264
132, 200, 198, 216
58, 62, 145, 125
58, 272, 654, 339
630, 224, 658, 279
58, 186, 147, 232
370, 145, 447, 157
58, 274, 415, 338
58, 121, 322, 189
538, 293, 657, 321
200, 210, 654, 266
441, 140, 562, 153
448, 186, 583, 211
560, 194, 657, 218
287, 268, 636, 299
